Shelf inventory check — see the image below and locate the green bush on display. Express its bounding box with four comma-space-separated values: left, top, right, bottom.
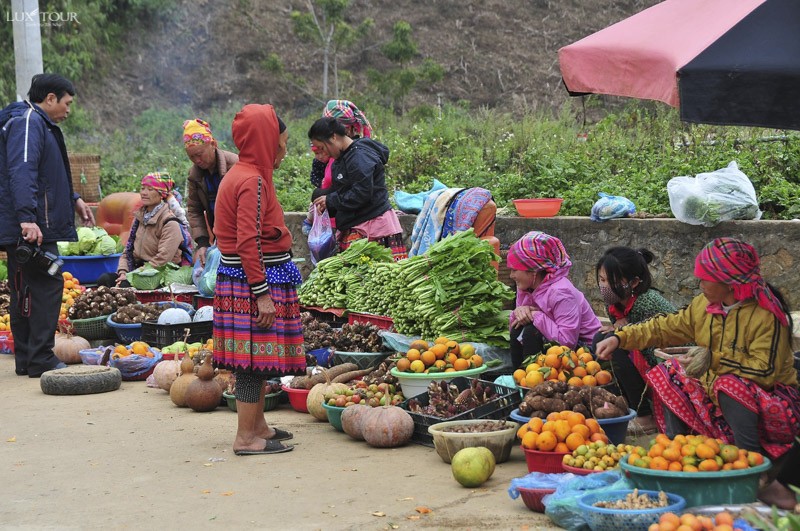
66, 101, 800, 219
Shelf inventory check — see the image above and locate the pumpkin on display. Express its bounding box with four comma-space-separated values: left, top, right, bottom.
362, 406, 414, 448
307, 369, 349, 421
185, 354, 221, 412
169, 353, 197, 407
152, 358, 181, 392
53, 332, 90, 364
341, 403, 371, 440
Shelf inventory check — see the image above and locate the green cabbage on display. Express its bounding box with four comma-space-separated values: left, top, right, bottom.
57, 242, 70, 256
127, 265, 162, 290
76, 227, 97, 254
163, 265, 194, 286
0, 260, 7, 282
91, 235, 117, 255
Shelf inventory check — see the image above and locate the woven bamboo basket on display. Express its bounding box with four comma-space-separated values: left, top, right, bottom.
68, 153, 101, 203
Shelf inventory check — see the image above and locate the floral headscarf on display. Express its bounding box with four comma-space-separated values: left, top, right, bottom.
322, 100, 372, 138
694, 237, 788, 326
507, 231, 572, 276
183, 119, 214, 146
141, 171, 174, 199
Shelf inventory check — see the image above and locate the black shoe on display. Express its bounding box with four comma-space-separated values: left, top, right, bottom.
15, 368, 28, 376
28, 362, 67, 378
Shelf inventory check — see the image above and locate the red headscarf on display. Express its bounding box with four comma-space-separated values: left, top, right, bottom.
232, 104, 280, 179
694, 237, 788, 326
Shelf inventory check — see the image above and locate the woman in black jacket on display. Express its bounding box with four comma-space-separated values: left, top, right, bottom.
308, 117, 407, 261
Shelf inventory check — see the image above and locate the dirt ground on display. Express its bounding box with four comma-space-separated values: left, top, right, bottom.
0, 354, 562, 530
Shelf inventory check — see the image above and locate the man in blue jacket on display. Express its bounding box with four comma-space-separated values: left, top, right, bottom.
0, 74, 95, 377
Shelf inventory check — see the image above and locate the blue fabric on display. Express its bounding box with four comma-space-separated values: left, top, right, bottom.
408, 188, 463, 257
394, 178, 448, 214
0, 101, 78, 245
218, 260, 302, 286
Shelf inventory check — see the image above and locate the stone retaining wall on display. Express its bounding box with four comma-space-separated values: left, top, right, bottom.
286, 213, 800, 313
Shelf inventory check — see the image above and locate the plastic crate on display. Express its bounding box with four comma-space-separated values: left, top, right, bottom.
193, 295, 214, 309
69, 314, 114, 340
332, 350, 392, 370
59, 254, 122, 284
347, 312, 394, 330
399, 377, 522, 447
134, 290, 194, 305
577, 489, 686, 531
141, 320, 213, 348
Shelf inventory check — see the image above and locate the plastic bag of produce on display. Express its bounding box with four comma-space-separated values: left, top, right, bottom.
196, 245, 220, 297
109, 348, 162, 380
507, 471, 578, 499
308, 208, 337, 266
544, 471, 631, 530
590, 192, 636, 222
127, 265, 162, 290
668, 161, 761, 227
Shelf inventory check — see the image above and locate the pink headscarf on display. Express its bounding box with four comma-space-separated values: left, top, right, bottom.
140, 172, 174, 199
507, 231, 572, 280
694, 237, 788, 326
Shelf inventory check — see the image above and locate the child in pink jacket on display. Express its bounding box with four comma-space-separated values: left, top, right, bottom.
507, 231, 601, 369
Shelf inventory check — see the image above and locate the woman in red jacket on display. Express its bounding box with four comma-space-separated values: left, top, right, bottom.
212, 104, 303, 455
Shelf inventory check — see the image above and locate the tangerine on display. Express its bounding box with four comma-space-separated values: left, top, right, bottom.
585, 360, 601, 375
545, 345, 564, 357
434, 360, 447, 370
570, 424, 590, 440
445, 340, 460, 357
62, 271, 73, 280
409, 339, 429, 352
566, 412, 586, 426
470, 354, 483, 368
572, 365, 588, 378
668, 461, 684, 472
595, 370, 612, 385
131, 341, 149, 355
395, 358, 411, 372
543, 353, 562, 369
453, 358, 470, 371
695, 443, 716, 460
535, 431, 557, 451
406, 349, 421, 362
521, 431, 538, 450
527, 417, 544, 433
581, 375, 597, 387
524, 371, 544, 388
585, 418, 601, 435
447, 353, 458, 365
517, 424, 530, 439
420, 350, 436, 367
430, 343, 448, 359
565, 432, 585, 451
554, 442, 570, 454
650, 456, 669, 470
567, 376, 584, 387
433, 336, 449, 345
513, 369, 527, 384
714, 513, 734, 527
698, 459, 720, 472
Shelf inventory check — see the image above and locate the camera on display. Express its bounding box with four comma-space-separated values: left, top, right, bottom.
15, 242, 64, 277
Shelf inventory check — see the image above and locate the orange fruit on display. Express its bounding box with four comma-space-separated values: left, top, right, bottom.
406, 349, 421, 362
131, 341, 149, 355
585, 418, 601, 435
535, 431, 557, 452
660, 513, 682, 527
524, 370, 544, 388
430, 343, 447, 359
585, 360, 601, 375
63, 280, 74, 289
544, 353, 561, 369
409, 360, 426, 373
682, 464, 699, 472
409, 339, 429, 352
731, 459, 749, 470
650, 456, 669, 470
579, 351, 594, 364
554, 442, 570, 454
557, 371, 567, 382
668, 461, 684, 472
444, 340, 460, 357
517, 424, 530, 439
719, 445, 739, 464
566, 412, 586, 427
581, 375, 597, 387
420, 350, 436, 367
572, 365, 587, 378
567, 376, 584, 387
546, 411, 561, 422
513, 369, 527, 384
570, 423, 590, 440
434, 360, 446, 370
62, 271, 73, 280
453, 358, 470, 371
595, 370, 612, 385
565, 432, 585, 451
433, 336, 449, 345
446, 353, 458, 365
545, 345, 564, 357
713, 526, 733, 531
714, 512, 734, 527
662, 446, 682, 462
470, 354, 483, 368
527, 417, 544, 433
680, 514, 703, 531
698, 459, 720, 472
695, 443, 716, 460
114, 344, 129, 355
680, 444, 697, 457
521, 431, 538, 450
444, 368, 456, 373
395, 358, 411, 372
552, 420, 571, 442
590, 432, 609, 443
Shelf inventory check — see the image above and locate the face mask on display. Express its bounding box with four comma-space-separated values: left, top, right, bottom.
599, 285, 622, 306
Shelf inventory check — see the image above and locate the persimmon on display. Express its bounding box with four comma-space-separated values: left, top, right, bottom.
420, 350, 436, 367
535, 431, 557, 451
395, 358, 411, 372
453, 358, 470, 371
554, 442, 570, 453
565, 432, 585, 451
406, 349, 421, 362
595, 370, 612, 385
521, 431, 538, 449
469, 354, 483, 368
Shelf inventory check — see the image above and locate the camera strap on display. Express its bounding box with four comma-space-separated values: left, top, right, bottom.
15, 269, 31, 318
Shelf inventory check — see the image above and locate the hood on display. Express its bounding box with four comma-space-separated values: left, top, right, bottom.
0, 101, 34, 129
231, 104, 279, 176
353, 137, 389, 164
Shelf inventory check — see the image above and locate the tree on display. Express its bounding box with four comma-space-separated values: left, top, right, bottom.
291, 0, 373, 98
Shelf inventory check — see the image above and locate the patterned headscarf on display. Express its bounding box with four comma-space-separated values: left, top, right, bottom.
507, 231, 572, 275
183, 119, 214, 146
694, 237, 788, 326
322, 100, 372, 138
141, 171, 174, 199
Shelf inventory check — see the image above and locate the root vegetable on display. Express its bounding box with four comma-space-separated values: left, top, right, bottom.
303, 363, 358, 390
331, 367, 374, 384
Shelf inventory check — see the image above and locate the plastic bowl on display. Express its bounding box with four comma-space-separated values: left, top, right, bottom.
517, 487, 555, 513
106, 315, 143, 343
59, 254, 122, 284
619, 457, 771, 508
281, 384, 311, 413
427, 419, 518, 464
562, 463, 606, 475
390, 365, 488, 399
512, 198, 563, 218
597, 408, 637, 445
577, 489, 686, 531
521, 446, 570, 473
509, 408, 534, 424
322, 402, 346, 432
222, 391, 282, 412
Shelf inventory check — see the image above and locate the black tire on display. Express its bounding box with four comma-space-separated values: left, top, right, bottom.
40, 365, 122, 396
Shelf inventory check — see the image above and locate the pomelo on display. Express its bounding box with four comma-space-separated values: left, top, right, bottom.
451, 447, 496, 487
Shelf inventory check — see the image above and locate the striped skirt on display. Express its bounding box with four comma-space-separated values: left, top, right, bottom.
213, 262, 305, 377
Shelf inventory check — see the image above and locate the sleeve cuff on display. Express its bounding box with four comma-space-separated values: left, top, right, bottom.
250, 282, 270, 297
72, 192, 81, 201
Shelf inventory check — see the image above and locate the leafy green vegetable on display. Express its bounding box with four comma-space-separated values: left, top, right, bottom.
163, 265, 194, 286
0, 260, 7, 282
90, 235, 117, 255
127, 265, 162, 290
76, 227, 97, 254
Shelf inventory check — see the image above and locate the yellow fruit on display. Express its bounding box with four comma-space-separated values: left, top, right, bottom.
524, 370, 544, 388
458, 342, 475, 359
409, 360, 426, 373
545, 345, 564, 357
513, 369, 527, 384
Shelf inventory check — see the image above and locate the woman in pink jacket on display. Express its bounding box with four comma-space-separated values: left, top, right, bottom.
508, 231, 601, 369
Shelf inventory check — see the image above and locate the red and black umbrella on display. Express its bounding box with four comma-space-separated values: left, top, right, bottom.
558, 0, 800, 130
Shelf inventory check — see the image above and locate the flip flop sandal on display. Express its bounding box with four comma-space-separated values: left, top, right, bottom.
234, 440, 294, 456
268, 428, 293, 441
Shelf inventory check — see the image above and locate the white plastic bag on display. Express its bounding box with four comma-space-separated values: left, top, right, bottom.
308, 208, 337, 266
667, 161, 761, 227
196, 245, 220, 297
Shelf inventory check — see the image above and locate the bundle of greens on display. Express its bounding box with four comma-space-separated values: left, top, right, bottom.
298, 239, 394, 309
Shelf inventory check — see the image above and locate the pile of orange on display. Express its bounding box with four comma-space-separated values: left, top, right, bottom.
650, 511, 738, 531
518, 410, 609, 453
512, 344, 613, 388
59, 272, 84, 320
0, 314, 10, 332
111, 341, 154, 359
395, 336, 483, 374
629, 433, 765, 472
